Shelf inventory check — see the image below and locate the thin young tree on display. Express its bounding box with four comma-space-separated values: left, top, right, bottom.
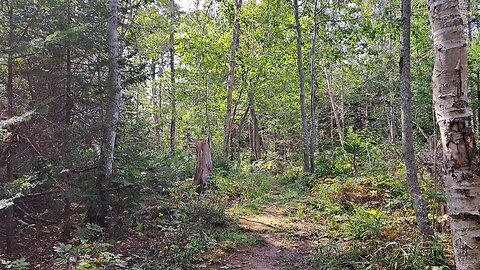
94, 0, 122, 225
169, 0, 176, 154
223, 0, 243, 157
5, 0, 15, 254
293, 0, 311, 172
400, 0, 434, 237
428, 0, 480, 268
309, 0, 319, 173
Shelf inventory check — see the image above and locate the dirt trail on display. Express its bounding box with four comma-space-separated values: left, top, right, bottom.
216, 201, 316, 270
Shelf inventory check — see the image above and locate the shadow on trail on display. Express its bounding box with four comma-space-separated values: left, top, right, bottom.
212, 196, 317, 270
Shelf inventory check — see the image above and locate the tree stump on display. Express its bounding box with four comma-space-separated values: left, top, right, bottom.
194, 137, 213, 194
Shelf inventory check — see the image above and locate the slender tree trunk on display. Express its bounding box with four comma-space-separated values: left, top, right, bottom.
247, 8, 260, 161
309, 0, 319, 173
155, 52, 164, 142
388, 35, 396, 143
466, 0, 472, 40
169, 0, 176, 154
5, 88, 14, 254
205, 73, 211, 135
223, 0, 242, 157
62, 0, 73, 239
236, 106, 250, 165
476, 70, 480, 138
5, 2, 15, 254
400, 0, 434, 237
340, 68, 345, 141
95, 0, 122, 225
293, 0, 311, 172
248, 91, 261, 160
428, 0, 480, 268
325, 68, 344, 147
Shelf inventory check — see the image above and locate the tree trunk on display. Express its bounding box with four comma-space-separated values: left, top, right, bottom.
223, 0, 242, 157
428, 0, 480, 268
193, 137, 213, 194
324, 68, 344, 147
248, 91, 261, 160
477, 71, 480, 138
93, 0, 122, 226
400, 0, 434, 237
309, 0, 319, 173
388, 34, 396, 144
236, 107, 250, 165
5, 2, 15, 255
155, 52, 164, 142
340, 68, 346, 142
293, 0, 311, 173
62, 0, 73, 239
169, 0, 176, 154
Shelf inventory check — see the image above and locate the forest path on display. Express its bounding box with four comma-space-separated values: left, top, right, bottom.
214, 194, 317, 270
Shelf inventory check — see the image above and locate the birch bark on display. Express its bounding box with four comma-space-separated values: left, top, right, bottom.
428, 0, 480, 268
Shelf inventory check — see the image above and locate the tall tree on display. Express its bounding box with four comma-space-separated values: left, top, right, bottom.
223, 0, 242, 157
428, 0, 480, 268
309, 0, 319, 173
5, 1, 15, 254
95, 0, 122, 225
169, 0, 176, 154
293, 0, 311, 172
400, 0, 434, 237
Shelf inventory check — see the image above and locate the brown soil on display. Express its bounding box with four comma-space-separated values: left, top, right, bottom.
212, 202, 316, 270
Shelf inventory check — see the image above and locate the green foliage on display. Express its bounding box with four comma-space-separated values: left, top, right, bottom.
76, 223, 106, 241
313, 128, 400, 179
311, 238, 450, 270
188, 194, 231, 228
0, 258, 30, 269
54, 242, 128, 269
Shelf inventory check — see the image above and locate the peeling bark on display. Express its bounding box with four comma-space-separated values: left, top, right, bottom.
428, 0, 480, 268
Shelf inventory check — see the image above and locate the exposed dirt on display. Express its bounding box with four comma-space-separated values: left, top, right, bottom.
213, 201, 316, 270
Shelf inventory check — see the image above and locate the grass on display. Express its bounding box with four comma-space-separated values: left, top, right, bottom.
214, 162, 453, 269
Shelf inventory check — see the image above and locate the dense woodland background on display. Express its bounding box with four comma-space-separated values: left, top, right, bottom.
1, 0, 480, 269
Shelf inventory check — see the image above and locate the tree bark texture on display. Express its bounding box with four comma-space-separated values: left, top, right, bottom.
428, 0, 480, 268
194, 137, 213, 194
293, 0, 311, 173
400, 0, 434, 237
223, 0, 242, 157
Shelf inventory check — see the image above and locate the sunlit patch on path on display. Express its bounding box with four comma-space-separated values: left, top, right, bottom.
213, 197, 317, 270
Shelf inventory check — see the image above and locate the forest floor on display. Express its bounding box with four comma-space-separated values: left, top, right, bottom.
211, 189, 318, 269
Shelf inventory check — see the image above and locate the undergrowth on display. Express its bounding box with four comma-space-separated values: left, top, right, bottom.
51, 132, 453, 269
